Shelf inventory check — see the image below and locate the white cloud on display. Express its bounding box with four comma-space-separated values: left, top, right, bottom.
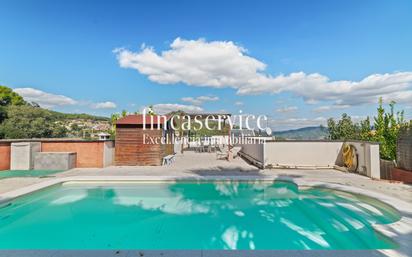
150, 103, 203, 114
13, 87, 117, 111
234, 101, 244, 106
115, 38, 412, 106
313, 105, 350, 113
14, 88, 77, 108
197, 95, 219, 102
305, 99, 319, 105
276, 106, 298, 113
181, 95, 219, 105
91, 101, 117, 109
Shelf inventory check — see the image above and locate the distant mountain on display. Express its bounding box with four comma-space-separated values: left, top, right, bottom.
273, 126, 329, 140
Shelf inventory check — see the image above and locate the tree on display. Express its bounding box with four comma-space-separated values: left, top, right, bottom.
110, 113, 121, 133
359, 117, 372, 141
373, 99, 407, 160
51, 122, 68, 138
327, 113, 360, 140
147, 105, 156, 116
0, 106, 6, 123
0, 86, 26, 106
327, 98, 409, 161
0, 106, 67, 139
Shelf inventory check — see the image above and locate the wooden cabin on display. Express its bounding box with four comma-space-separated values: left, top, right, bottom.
115, 114, 174, 166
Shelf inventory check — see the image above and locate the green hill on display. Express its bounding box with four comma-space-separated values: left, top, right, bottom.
0, 85, 109, 139
273, 126, 329, 140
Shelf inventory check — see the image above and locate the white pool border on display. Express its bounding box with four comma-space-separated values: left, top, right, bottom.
0, 175, 411, 257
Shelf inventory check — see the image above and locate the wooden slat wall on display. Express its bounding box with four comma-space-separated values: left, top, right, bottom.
380, 159, 394, 180
115, 125, 165, 166
165, 130, 174, 155
397, 128, 412, 171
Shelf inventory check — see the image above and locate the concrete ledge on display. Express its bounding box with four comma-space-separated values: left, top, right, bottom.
34, 152, 76, 170
0, 249, 404, 257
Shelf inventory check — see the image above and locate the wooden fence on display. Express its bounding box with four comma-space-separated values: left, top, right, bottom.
380, 159, 394, 180
397, 127, 412, 171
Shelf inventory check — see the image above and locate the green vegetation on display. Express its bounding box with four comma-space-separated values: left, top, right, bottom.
50, 111, 109, 121
327, 99, 410, 160
0, 86, 26, 106
0, 85, 110, 139
0, 105, 68, 138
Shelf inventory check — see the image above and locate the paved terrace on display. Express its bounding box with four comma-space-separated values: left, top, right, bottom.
1, 151, 411, 201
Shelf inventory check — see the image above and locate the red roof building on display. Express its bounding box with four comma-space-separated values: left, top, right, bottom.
115, 115, 174, 166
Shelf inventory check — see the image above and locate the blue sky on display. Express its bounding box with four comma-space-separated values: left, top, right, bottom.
1, 0, 411, 130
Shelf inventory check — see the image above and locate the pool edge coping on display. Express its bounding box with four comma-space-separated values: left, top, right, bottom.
0, 175, 411, 257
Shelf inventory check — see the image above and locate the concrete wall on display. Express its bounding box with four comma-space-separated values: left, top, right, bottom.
350, 141, 380, 178
34, 152, 76, 170
0, 142, 11, 171
239, 140, 381, 179
238, 139, 266, 168
10, 142, 41, 170
103, 141, 115, 167
265, 141, 342, 168
42, 141, 105, 168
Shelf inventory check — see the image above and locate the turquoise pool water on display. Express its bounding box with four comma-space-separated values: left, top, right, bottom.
0, 181, 400, 250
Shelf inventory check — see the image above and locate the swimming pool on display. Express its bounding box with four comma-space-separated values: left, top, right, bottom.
0, 181, 400, 250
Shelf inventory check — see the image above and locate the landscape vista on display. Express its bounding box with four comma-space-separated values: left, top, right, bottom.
1, 1, 412, 256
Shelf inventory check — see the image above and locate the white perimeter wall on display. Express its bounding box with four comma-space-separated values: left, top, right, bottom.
239, 140, 381, 179
238, 140, 265, 168
265, 141, 342, 168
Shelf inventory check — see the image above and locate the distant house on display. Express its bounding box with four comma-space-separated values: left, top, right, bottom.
97, 132, 111, 141
115, 114, 174, 166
